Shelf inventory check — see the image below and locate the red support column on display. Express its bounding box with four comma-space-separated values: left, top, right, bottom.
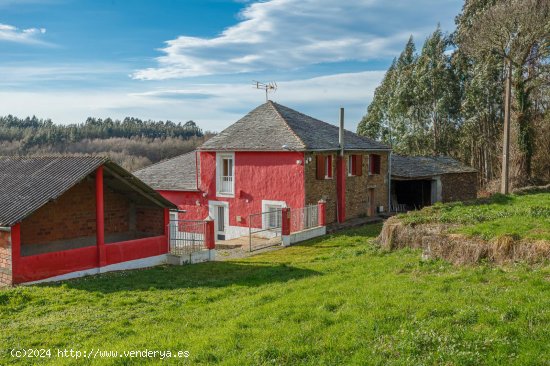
318, 200, 326, 227
10, 223, 21, 285
164, 208, 170, 253
336, 156, 346, 223
95, 166, 106, 267
281, 207, 291, 236
204, 219, 215, 249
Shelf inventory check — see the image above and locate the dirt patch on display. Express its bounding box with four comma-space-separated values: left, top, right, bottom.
378, 217, 550, 265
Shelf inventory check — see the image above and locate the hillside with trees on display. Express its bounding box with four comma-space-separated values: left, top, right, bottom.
0, 115, 212, 171
357, 0, 550, 191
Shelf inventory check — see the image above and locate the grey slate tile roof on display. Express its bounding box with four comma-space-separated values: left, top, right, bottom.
133, 151, 198, 191
0, 156, 175, 227
391, 155, 477, 179
200, 101, 390, 151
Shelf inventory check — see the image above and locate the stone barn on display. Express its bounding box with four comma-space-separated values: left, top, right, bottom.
0, 156, 176, 286
390, 155, 477, 211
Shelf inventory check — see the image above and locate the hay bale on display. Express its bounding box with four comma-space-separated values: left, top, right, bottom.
422, 234, 489, 265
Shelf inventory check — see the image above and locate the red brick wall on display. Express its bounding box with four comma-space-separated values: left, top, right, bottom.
104, 186, 130, 235
0, 230, 12, 286
21, 179, 97, 245
136, 206, 164, 235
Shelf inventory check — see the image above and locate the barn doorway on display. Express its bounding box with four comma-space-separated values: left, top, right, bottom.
393, 179, 433, 211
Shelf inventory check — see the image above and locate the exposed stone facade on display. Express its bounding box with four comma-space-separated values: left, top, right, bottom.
304, 151, 390, 223
440, 172, 478, 203
0, 230, 12, 286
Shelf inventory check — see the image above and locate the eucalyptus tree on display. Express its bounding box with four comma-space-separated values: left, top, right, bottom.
459, 0, 550, 191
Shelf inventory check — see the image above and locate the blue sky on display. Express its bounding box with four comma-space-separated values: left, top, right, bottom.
0, 0, 463, 132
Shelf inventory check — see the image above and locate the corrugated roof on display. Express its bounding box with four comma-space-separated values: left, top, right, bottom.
0, 156, 175, 226
391, 155, 477, 179
200, 101, 390, 151
133, 151, 198, 191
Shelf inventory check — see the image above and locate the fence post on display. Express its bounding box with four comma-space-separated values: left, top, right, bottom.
281, 208, 291, 236
204, 218, 215, 250
318, 200, 326, 227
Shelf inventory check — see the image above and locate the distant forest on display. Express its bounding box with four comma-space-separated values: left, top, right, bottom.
0, 115, 213, 171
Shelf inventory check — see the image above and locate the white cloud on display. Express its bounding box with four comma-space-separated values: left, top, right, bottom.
0, 71, 385, 132
132, 0, 461, 80
0, 23, 47, 45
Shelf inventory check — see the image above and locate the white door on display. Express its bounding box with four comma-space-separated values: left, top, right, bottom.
215, 205, 226, 240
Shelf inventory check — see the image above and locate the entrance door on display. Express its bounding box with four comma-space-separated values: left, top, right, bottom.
367, 188, 376, 216
215, 205, 226, 240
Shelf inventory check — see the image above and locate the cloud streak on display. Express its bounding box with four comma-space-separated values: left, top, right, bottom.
132, 0, 460, 80
0, 23, 48, 45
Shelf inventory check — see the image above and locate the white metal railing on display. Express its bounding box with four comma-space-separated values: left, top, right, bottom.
168, 220, 206, 255
290, 205, 319, 233
220, 175, 233, 194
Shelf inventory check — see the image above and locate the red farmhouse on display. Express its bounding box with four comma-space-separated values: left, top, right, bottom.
135, 102, 391, 241
0, 156, 176, 286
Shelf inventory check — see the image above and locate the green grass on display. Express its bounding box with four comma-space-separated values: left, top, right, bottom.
1, 224, 550, 365
398, 193, 550, 241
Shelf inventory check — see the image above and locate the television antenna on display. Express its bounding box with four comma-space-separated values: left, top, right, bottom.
253, 81, 277, 102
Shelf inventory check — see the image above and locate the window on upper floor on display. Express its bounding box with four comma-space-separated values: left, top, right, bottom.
316, 155, 333, 179
348, 154, 363, 176
216, 153, 234, 195
369, 154, 381, 175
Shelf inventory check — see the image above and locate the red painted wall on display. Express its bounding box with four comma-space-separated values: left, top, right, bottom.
105, 236, 167, 265
159, 190, 206, 220
14, 246, 98, 284
159, 151, 306, 227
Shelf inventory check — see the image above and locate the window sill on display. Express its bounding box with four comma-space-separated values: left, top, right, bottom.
216, 192, 235, 198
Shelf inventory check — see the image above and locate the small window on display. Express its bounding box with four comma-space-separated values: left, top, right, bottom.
348, 156, 355, 176
316, 154, 333, 180
324, 155, 333, 179
369, 154, 381, 175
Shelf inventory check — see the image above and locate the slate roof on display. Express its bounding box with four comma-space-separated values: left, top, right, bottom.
391, 155, 477, 179
0, 156, 175, 227
133, 151, 198, 191
200, 101, 390, 151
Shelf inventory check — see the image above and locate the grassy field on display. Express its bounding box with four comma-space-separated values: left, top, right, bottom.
1, 224, 550, 365
398, 192, 550, 241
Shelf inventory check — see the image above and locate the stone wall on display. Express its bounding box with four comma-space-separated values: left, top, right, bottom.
441, 172, 478, 203
304, 151, 390, 223
345, 152, 389, 220
0, 230, 12, 286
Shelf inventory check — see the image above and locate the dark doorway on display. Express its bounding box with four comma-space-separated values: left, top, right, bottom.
394, 179, 432, 210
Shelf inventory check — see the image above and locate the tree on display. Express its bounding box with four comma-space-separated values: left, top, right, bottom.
460, 0, 550, 192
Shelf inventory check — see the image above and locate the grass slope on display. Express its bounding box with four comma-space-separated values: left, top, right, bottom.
398, 193, 550, 241
1, 224, 550, 365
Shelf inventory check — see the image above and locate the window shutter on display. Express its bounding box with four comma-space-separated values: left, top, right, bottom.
316, 155, 325, 180
370, 154, 380, 175
327, 156, 332, 178
356, 155, 362, 176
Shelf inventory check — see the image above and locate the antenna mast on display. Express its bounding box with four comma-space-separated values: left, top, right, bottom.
253, 81, 277, 102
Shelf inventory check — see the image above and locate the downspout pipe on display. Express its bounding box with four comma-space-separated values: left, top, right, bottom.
336, 108, 346, 223
388, 150, 392, 213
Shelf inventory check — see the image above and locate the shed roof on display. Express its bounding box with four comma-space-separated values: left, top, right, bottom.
391, 155, 477, 179
133, 151, 198, 191
0, 156, 175, 227
200, 101, 390, 151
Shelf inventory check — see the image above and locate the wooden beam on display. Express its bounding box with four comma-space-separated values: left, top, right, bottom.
102, 165, 167, 208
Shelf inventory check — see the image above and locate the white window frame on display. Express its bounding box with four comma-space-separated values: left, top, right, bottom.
216, 152, 235, 197
261, 200, 287, 230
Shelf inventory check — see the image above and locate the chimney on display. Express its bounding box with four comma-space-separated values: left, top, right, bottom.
336, 107, 346, 223
339, 107, 344, 156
